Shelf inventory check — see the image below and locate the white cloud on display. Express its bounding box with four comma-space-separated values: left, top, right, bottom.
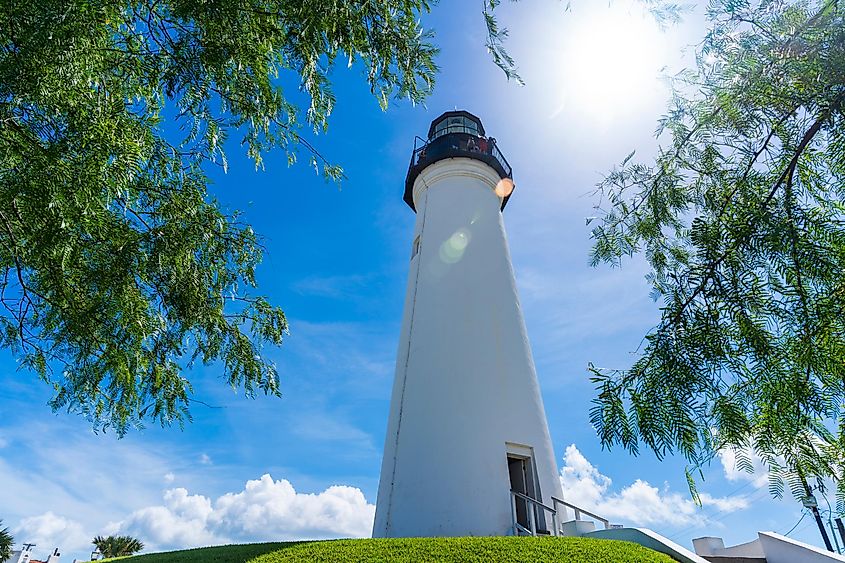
717, 447, 770, 489
14, 512, 90, 554
108, 489, 219, 550
0, 387, 379, 562
199, 453, 212, 465
0, 421, 180, 549
559, 444, 749, 528
698, 492, 750, 513
111, 474, 375, 552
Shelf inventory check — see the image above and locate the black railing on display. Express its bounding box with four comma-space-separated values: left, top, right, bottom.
409, 133, 512, 178
403, 131, 514, 211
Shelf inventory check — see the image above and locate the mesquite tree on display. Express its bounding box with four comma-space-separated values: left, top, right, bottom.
0, 0, 440, 434
589, 0, 845, 507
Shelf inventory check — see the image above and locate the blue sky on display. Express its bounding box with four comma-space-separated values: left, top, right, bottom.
0, 1, 832, 561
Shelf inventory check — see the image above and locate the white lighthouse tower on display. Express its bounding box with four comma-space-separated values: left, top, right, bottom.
374, 111, 564, 538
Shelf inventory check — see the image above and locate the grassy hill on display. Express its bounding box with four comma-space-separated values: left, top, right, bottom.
94, 536, 677, 562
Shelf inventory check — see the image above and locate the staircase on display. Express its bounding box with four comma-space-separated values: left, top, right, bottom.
509, 492, 617, 537
509, 493, 709, 563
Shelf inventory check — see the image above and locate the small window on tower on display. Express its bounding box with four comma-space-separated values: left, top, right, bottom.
411, 235, 421, 259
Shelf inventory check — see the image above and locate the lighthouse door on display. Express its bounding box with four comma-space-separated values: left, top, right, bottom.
507, 452, 548, 534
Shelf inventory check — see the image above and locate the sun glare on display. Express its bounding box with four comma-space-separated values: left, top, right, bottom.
552, 4, 666, 121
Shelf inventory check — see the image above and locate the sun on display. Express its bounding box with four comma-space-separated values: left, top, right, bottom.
551, 3, 667, 121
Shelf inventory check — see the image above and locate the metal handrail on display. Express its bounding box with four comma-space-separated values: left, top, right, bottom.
514, 522, 533, 536
551, 496, 612, 529
512, 490, 556, 513
510, 490, 559, 537
410, 133, 512, 178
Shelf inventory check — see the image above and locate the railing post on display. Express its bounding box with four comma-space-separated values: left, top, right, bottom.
528, 502, 537, 536
510, 492, 518, 536
552, 496, 617, 531
552, 511, 559, 537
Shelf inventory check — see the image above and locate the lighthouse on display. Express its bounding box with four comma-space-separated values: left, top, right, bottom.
373, 111, 565, 538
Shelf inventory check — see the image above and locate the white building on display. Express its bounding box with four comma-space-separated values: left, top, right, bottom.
373, 110, 565, 537
6, 545, 61, 563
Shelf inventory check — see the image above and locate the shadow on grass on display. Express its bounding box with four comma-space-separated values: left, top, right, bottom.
96, 542, 307, 563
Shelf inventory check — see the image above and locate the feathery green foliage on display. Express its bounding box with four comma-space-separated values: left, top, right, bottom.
589, 0, 845, 509
91, 537, 676, 563
93, 535, 145, 558
482, 0, 523, 85
0, 0, 442, 434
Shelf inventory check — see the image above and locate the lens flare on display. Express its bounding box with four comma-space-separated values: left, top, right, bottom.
495, 178, 515, 199
439, 228, 471, 264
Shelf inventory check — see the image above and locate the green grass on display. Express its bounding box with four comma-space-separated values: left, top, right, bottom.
95, 537, 677, 562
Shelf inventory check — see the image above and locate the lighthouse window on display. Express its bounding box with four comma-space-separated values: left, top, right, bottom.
460, 117, 480, 135
411, 235, 421, 259
431, 116, 480, 139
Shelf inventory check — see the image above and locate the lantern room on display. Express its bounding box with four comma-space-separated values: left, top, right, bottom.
404, 110, 514, 211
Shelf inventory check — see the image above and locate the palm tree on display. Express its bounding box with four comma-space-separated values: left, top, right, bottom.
92, 535, 144, 558
0, 520, 13, 563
